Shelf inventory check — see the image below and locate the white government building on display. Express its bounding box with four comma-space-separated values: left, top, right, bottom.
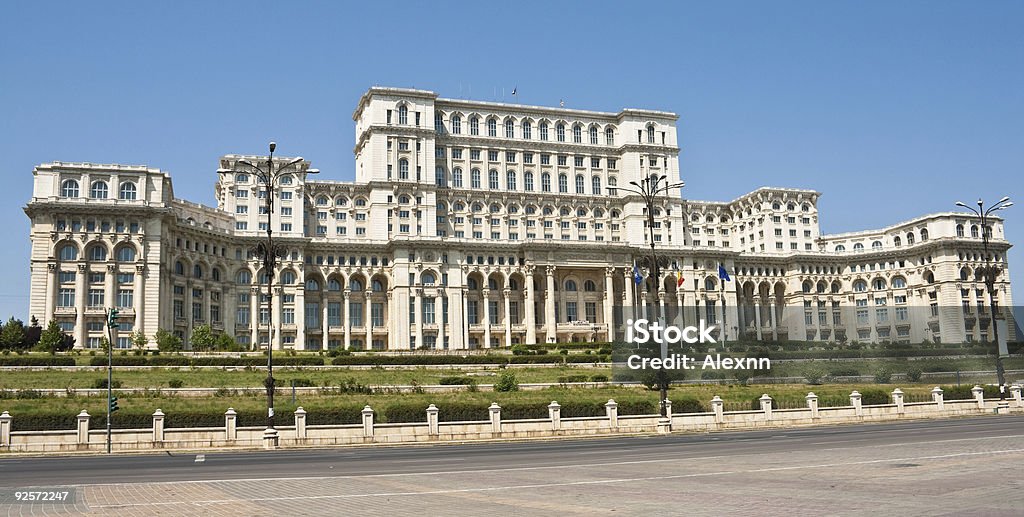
24, 87, 1015, 350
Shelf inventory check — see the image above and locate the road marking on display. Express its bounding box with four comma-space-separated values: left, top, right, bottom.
194, 455, 205, 463
87, 447, 1024, 508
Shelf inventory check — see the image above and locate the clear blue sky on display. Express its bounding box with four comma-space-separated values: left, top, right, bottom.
1, 1, 1021, 321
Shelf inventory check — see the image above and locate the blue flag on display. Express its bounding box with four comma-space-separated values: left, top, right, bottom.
718, 264, 731, 282
633, 262, 643, 285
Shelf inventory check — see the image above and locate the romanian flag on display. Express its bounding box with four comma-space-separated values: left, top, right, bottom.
676, 270, 684, 288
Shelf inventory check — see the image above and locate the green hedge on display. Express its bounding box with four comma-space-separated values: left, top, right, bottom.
87, 356, 324, 367
329, 354, 604, 366
0, 356, 76, 366
940, 384, 1001, 400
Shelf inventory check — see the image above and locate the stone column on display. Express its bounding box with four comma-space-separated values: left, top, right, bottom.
548, 401, 561, 430
489, 402, 501, 433
134, 265, 145, 337
806, 392, 818, 419
225, 408, 237, 441
414, 289, 424, 350
754, 301, 763, 341
426, 404, 439, 436
76, 410, 90, 445
850, 391, 863, 416
250, 287, 259, 349
503, 288, 512, 347
0, 411, 12, 447
710, 396, 724, 424
604, 268, 616, 342
361, 405, 374, 438
44, 263, 56, 325
75, 263, 87, 349
152, 409, 165, 443
972, 385, 985, 409
343, 291, 351, 350
321, 302, 329, 351
624, 268, 635, 322
932, 387, 945, 410
892, 388, 905, 414
365, 290, 373, 350
436, 293, 445, 350
482, 288, 491, 348
294, 407, 307, 439
605, 399, 618, 428
545, 266, 556, 343
294, 285, 305, 350
525, 270, 537, 344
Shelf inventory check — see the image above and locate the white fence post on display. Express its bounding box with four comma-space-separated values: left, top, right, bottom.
710, 396, 724, 424
759, 394, 773, 421
972, 385, 985, 409
0, 411, 11, 447
489, 402, 502, 433
294, 407, 307, 440
806, 392, 818, 419
605, 399, 619, 428
361, 405, 375, 438
1011, 385, 1022, 408
225, 408, 237, 441
76, 410, 90, 445
426, 404, 439, 436
892, 388, 904, 414
548, 401, 561, 431
152, 409, 165, 443
931, 387, 944, 410
850, 391, 863, 417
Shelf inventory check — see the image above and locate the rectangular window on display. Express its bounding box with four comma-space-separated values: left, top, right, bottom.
58, 288, 75, 307
585, 302, 597, 323
328, 302, 342, 327
489, 301, 499, 324
349, 302, 363, 327
566, 301, 578, 322
467, 300, 478, 325
116, 289, 133, 308
305, 303, 320, 328
423, 297, 435, 324
372, 302, 385, 327
88, 289, 104, 308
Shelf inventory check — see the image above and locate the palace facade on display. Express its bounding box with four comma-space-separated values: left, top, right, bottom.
24, 87, 1014, 350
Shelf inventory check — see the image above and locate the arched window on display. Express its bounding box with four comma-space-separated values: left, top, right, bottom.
608, 176, 617, 194
306, 279, 321, 291
237, 270, 252, 284
576, 207, 587, 217
960, 267, 970, 281
892, 276, 907, 289
524, 171, 534, 191
920, 229, 929, 241
58, 244, 78, 261
835, 245, 846, 252
772, 202, 781, 210
971, 225, 979, 238
802, 281, 812, 294
817, 281, 827, 294
872, 278, 886, 290
399, 159, 409, 180
469, 116, 479, 135
174, 261, 185, 275
505, 119, 514, 138
422, 272, 436, 285
355, 198, 367, 207
573, 125, 582, 143
956, 224, 965, 237
280, 270, 296, 284
119, 182, 137, 200
594, 207, 604, 217
372, 279, 384, 292
853, 280, 867, 292
471, 168, 482, 189
831, 281, 841, 294
467, 278, 478, 290
584, 280, 596, 292
647, 125, 655, 143
924, 271, 934, 283
556, 123, 566, 142
542, 173, 552, 192
61, 179, 79, 198
591, 176, 601, 195
589, 126, 598, 144
193, 264, 203, 278
90, 181, 109, 199
451, 115, 461, 134
575, 175, 585, 194
335, 197, 348, 206
558, 174, 568, 193
212, 268, 221, 281
116, 246, 136, 262
872, 241, 882, 249
487, 278, 498, 290
523, 120, 532, 139
236, 173, 249, 183
328, 278, 342, 291
506, 171, 517, 190
316, 196, 328, 206
853, 243, 864, 251
906, 232, 915, 244
487, 118, 497, 137
605, 127, 615, 145
453, 167, 463, 188
489, 169, 499, 189
349, 278, 364, 291
280, 175, 293, 185
398, 104, 408, 125
893, 236, 901, 247
565, 280, 577, 291
87, 245, 107, 262
540, 122, 549, 141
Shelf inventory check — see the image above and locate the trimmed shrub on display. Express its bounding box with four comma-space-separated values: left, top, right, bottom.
493, 370, 519, 392
673, 398, 707, 414
590, 374, 609, 383
91, 378, 123, 389
167, 378, 184, 389
557, 375, 590, 384
0, 356, 75, 366
859, 388, 891, 406
438, 376, 475, 386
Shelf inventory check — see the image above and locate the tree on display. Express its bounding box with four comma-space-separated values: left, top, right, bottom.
214, 332, 239, 352
494, 370, 519, 392
0, 317, 26, 350
132, 329, 148, 351
38, 319, 66, 354
190, 324, 215, 352
23, 316, 42, 349
155, 328, 183, 353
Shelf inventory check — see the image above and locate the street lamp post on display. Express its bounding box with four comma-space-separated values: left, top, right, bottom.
218, 142, 311, 445
955, 197, 1013, 399
609, 173, 685, 418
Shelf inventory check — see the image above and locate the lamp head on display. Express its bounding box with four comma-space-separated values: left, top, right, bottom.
269, 142, 277, 153
955, 201, 968, 208
999, 196, 1010, 204
978, 198, 984, 207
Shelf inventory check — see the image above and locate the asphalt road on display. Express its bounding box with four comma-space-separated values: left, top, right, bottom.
1, 415, 1023, 515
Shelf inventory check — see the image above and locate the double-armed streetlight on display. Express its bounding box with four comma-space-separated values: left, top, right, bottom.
218, 142, 314, 445
609, 173, 685, 418
955, 196, 1012, 399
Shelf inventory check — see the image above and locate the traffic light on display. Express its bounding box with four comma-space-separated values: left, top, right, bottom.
107, 308, 119, 329
109, 396, 119, 413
